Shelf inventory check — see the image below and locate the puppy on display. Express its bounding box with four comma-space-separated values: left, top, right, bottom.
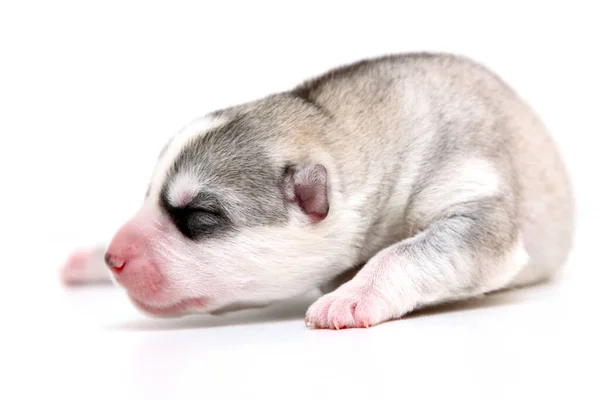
61, 52, 574, 329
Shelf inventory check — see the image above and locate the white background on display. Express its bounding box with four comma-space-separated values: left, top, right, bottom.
1, 1, 599, 399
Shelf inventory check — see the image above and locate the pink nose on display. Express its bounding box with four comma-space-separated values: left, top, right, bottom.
104, 221, 165, 300
103, 224, 140, 273
104, 253, 126, 272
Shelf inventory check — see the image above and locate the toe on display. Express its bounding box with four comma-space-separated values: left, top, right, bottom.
306, 295, 335, 329
326, 297, 358, 329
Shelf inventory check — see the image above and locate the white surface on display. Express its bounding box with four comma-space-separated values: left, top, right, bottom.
6, 269, 600, 400
1, 1, 599, 399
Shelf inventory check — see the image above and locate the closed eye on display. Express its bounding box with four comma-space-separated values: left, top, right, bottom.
167, 205, 228, 240
173, 206, 222, 224
185, 206, 221, 218
159, 189, 231, 240
184, 208, 222, 226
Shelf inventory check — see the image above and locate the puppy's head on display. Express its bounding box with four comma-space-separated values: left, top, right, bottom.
104, 100, 348, 317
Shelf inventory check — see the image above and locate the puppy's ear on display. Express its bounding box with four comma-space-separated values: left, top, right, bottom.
283, 163, 329, 223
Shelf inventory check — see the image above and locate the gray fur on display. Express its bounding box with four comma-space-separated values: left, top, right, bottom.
162, 115, 289, 233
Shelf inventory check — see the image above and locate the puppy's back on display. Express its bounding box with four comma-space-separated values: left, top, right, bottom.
294, 53, 574, 283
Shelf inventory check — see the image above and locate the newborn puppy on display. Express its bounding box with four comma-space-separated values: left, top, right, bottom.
61, 53, 574, 329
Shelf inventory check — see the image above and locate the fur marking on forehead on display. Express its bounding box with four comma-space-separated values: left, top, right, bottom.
149, 115, 228, 199
167, 171, 204, 207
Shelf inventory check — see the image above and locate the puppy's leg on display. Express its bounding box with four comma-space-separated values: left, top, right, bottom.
60, 245, 112, 285
306, 201, 528, 329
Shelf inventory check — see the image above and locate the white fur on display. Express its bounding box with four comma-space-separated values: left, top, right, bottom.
480, 233, 530, 293
151, 197, 365, 311
452, 159, 500, 199
148, 115, 227, 200
434, 158, 499, 204
415, 158, 501, 223
167, 171, 204, 206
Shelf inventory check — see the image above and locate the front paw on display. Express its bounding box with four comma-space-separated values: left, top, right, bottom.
305, 283, 397, 329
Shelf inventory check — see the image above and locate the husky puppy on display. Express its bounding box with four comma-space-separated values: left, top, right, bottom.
61, 53, 574, 329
